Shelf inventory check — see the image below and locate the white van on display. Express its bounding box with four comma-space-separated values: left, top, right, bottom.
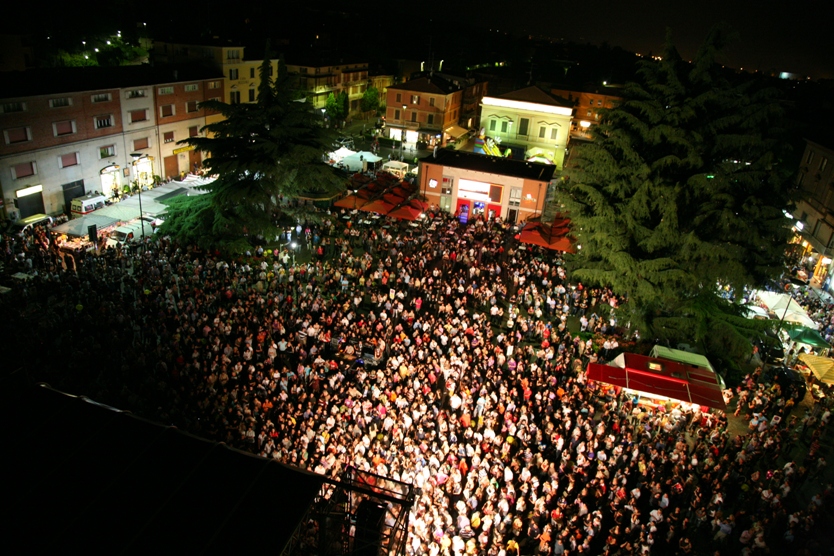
71, 193, 108, 218
7, 213, 53, 236
106, 222, 150, 248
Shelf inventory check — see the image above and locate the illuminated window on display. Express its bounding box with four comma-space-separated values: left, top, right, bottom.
99, 145, 116, 158
49, 97, 71, 108
91, 93, 112, 103
551, 128, 558, 140
163, 131, 175, 143
411, 95, 420, 104
208, 81, 220, 89
95, 115, 114, 129
185, 84, 199, 92
127, 89, 146, 98
158, 86, 174, 95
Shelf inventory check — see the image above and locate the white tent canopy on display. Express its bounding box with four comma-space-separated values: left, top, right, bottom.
341, 151, 382, 172
381, 160, 411, 178
754, 290, 806, 315
329, 147, 355, 163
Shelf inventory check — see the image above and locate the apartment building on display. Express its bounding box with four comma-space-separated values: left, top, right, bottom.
385, 74, 486, 149
0, 65, 223, 220
550, 86, 622, 139
792, 138, 834, 289
285, 56, 369, 115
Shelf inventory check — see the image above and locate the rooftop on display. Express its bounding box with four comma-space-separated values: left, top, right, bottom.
389, 75, 463, 95
499, 85, 572, 107
421, 149, 557, 181
0, 64, 224, 99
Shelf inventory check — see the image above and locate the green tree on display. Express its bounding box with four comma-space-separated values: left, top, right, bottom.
161, 52, 345, 253
557, 26, 794, 360
338, 91, 350, 120
360, 86, 380, 113
325, 92, 343, 122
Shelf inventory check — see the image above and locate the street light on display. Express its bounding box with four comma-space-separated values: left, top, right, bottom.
401, 104, 407, 161
130, 153, 148, 241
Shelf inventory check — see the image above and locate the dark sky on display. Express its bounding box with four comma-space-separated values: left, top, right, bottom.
471, 0, 834, 79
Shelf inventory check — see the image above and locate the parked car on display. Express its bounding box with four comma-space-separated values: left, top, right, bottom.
762, 366, 807, 402
333, 136, 354, 150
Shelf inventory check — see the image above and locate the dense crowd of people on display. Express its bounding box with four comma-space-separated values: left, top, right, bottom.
2, 208, 833, 555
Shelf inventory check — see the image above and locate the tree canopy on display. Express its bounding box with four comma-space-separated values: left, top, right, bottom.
557, 26, 795, 359
360, 86, 380, 114
161, 53, 345, 252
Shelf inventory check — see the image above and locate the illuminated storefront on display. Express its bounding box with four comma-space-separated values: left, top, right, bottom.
100, 164, 121, 197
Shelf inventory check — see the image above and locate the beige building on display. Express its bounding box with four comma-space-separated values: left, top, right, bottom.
793, 138, 834, 288
284, 57, 369, 116
478, 86, 573, 168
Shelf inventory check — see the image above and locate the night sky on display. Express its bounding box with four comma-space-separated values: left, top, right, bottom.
471, 0, 833, 79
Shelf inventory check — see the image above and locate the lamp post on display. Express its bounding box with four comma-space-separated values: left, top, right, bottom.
130, 153, 147, 241
401, 104, 407, 161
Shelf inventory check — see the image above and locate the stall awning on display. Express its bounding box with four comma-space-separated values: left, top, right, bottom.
586, 352, 726, 411
444, 125, 469, 138
798, 353, 834, 384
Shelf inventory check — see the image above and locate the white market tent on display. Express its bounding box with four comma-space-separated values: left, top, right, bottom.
341, 151, 382, 172
329, 147, 356, 164
753, 290, 817, 329
53, 214, 119, 237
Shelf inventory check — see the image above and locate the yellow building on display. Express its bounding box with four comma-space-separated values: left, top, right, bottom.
478, 86, 573, 168
284, 57, 369, 116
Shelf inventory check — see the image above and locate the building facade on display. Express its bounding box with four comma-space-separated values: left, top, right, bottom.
0, 66, 223, 220
550, 87, 622, 139
419, 149, 556, 223
793, 139, 834, 288
284, 58, 369, 115
385, 74, 485, 149
479, 86, 573, 168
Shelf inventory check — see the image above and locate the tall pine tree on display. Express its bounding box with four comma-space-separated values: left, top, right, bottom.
161, 50, 344, 252
558, 26, 794, 358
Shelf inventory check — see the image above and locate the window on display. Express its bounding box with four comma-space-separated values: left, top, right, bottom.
598, 100, 603, 106
227, 49, 240, 60
208, 81, 220, 89
509, 187, 521, 207
248, 88, 255, 102
127, 89, 146, 98
5, 126, 30, 144
518, 118, 529, 136
439, 196, 452, 213
91, 93, 112, 103
821, 158, 828, 172
394, 109, 400, 121
250, 67, 255, 79
501, 121, 508, 133
396, 93, 402, 103
95, 115, 113, 129
300, 67, 308, 74
430, 98, 435, 107
411, 95, 420, 104
160, 104, 174, 118
184, 83, 199, 92
163, 131, 174, 143
586, 110, 592, 116
129, 109, 147, 123
99, 144, 116, 158
411, 111, 417, 122
158, 86, 174, 95
12, 161, 36, 179
589, 98, 594, 105
229, 68, 239, 80
539, 126, 546, 138
807, 151, 815, 165
189, 125, 199, 137
428, 114, 434, 125
441, 177, 453, 195
230, 91, 241, 104
133, 137, 149, 150
53, 120, 75, 136
49, 97, 71, 108
489, 120, 496, 132
2, 101, 26, 113
186, 101, 198, 113
551, 128, 558, 140
60, 152, 79, 168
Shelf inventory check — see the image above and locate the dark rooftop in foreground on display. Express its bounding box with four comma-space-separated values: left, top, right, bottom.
0, 64, 224, 99
421, 149, 557, 181
5, 382, 323, 553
